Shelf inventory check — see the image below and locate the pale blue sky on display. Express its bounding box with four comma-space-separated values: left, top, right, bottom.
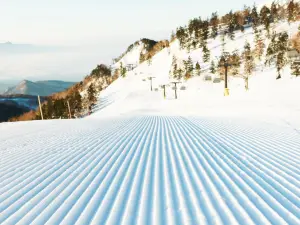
0, 0, 266, 81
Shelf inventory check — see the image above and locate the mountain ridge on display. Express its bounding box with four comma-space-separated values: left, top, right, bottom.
3, 79, 75, 96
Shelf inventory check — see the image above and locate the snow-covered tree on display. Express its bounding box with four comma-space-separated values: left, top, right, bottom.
251, 4, 260, 29
183, 56, 194, 79
202, 45, 211, 63
291, 62, 300, 77
270, 1, 279, 22
170, 56, 178, 79
88, 84, 97, 103
195, 62, 201, 76
288, 0, 297, 23
260, 5, 271, 35
210, 60, 216, 74
221, 32, 226, 54
210, 12, 219, 39
227, 11, 235, 40
187, 56, 194, 74
176, 26, 188, 49
265, 32, 289, 79
230, 50, 242, 76
242, 41, 255, 90
120, 62, 127, 78
254, 29, 265, 60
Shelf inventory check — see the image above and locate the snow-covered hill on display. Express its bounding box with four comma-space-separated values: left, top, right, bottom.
113, 39, 158, 69
3, 80, 75, 96
1, 17, 300, 225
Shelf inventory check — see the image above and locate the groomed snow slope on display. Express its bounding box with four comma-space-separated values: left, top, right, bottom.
1, 116, 300, 225
1, 21, 300, 224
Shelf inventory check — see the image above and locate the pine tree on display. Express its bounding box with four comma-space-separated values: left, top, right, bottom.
265, 32, 289, 79
88, 84, 97, 104
202, 44, 211, 63
195, 62, 201, 76
243, 5, 251, 24
187, 56, 194, 74
184, 57, 193, 80
243, 41, 255, 90
260, 5, 271, 35
227, 11, 235, 40
210, 12, 219, 39
120, 62, 127, 77
170, 56, 178, 79
291, 62, 300, 77
43, 99, 53, 119
221, 32, 226, 53
176, 26, 188, 49
210, 60, 216, 74
72, 90, 82, 114
251, 4, 259, 29
177, 68, 183, 80
288, 0, 296, 23
230, 50, 241, 76
254, 30, 265, 60
270, 1, 279, 22
53, 99, 67, 119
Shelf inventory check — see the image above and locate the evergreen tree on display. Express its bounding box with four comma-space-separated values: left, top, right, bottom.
170, 56, 178, 79
46, 99, 54, 119
177, 68, 183, 80
227, 11, 235, 40
254, 29, 265, 60
221, 32, 226, 53
265, 32, 289, 79
210, 60, 216, 74
251, 4, 259, 29
202, 45, 211, 63
210, 12, 219, 39
270, 1, 279, 22
230, 50, 242, 76
195, 62, 201, 76
260, 6, 271, 35
53, 99, 67, 119
120, 62, 127, 77
88, 84, 97, 103
176, 26, 188, 49
71, 90, 82, 114
243, 5, 251, 24
291, 62, 300, 77
202, 20, 210, 43
184, 57, 193, 80
288, 0, 296, 23
243, 41, 255, 90
90, 64, 111, 77
187, 56, 194, 74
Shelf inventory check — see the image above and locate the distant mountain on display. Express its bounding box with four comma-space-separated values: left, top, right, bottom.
0, 81, 19, 93
3, 80, 75, 96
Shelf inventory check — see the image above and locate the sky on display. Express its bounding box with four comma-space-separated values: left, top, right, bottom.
0, 0, 266, 82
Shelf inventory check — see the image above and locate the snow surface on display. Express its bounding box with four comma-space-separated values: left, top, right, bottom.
1, 21, 300, 224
